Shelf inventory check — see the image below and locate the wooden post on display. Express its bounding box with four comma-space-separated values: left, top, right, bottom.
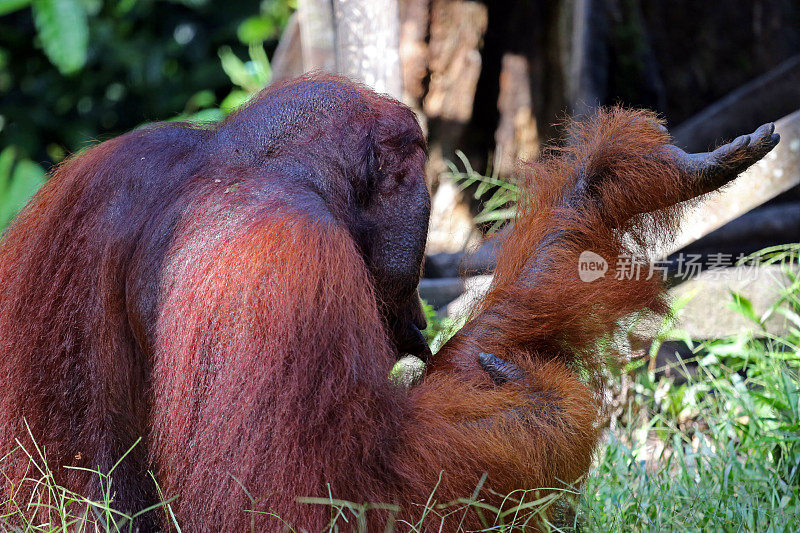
672, 55, 800, 152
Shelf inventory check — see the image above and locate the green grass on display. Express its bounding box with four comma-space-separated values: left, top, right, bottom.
2, 247, 799, 531
577, 245, 800, 532
579, 337, 800, 531
0, 430, 180, 532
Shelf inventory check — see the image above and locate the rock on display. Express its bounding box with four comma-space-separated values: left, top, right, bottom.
424, 232, 501, 278
665, 264, 797, 339
428, 265, 798, 339
443, 274, 493, 318
418, 277, 465, 309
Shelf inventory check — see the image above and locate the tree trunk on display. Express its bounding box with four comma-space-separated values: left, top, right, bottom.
297, 0, 337, 72
332, 0, 404, 99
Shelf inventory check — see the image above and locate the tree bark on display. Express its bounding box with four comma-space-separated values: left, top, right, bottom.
297, 0, 337, 72
398, 0, 430, 107
494, 53, 539, 178
332, 0, 404, 99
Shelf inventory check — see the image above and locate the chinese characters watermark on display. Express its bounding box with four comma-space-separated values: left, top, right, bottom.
577, 251, 796, 282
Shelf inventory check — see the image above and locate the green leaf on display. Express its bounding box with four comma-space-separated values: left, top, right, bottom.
237, 16, 276, 44
184, 89, 216, 112
0, 0, 31, 16
218, 45, 271, 94
474, 208, 516, 224
246, 43, 272, 85
113, 0, 136, 15
218, 46, 252, 91
177, 108, 225, 124
220, 89, 250, 114
32, 0, 89, 75
728, 291, 760, 324
0, 154, 46, 229
776, 307, 800, 329
0, 146, 16, 195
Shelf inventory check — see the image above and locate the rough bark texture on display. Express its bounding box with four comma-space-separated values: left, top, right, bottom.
398, 0, 430, 107
297, 0, 336, 72
422, 0, 489, 252
333, 0, 404, 99
494, 54, 539, 178
423, 0, 487, 123
423, 0, 488, 184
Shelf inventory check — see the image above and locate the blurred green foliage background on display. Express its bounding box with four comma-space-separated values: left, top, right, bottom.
0, 0, 293, 230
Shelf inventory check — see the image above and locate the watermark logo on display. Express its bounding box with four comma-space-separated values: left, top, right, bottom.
578, 251, 608, 282
576, 251, 796, 283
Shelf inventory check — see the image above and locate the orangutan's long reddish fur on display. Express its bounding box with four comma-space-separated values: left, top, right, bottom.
0, 75, 707, 531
